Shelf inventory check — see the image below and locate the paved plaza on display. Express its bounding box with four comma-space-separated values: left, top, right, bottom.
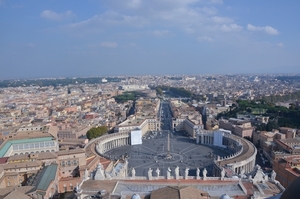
104, 131, 230, 177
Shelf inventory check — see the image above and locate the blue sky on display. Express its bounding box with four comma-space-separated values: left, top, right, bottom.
1, 0, 300, 79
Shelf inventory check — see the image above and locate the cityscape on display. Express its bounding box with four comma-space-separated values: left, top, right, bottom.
1, 0, 300, 199
0, 74, 300, 199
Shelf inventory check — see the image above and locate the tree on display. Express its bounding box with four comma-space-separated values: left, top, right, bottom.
155, 87, 163, 96
86, 126, 108, 139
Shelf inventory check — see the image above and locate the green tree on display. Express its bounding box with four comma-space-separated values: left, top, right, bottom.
86, 126, 108, 139
156, 88, 163, 96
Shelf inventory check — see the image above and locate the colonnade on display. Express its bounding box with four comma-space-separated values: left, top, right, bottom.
196, 134, 214, 145
196, 130, 257, 177
97, 136, 131, 154
233, 160, 256, 174
89, 132, 131, 156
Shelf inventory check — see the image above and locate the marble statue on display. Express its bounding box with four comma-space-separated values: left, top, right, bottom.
185, 167, 189, 179
94, 163, 105, 180
156, 168, 160, 177
196, 167, 200, 178
240, 168, 245, 178
167, 167, 171, 179
271, 170, 276, 181
175, 166, 180, 179
264, 174, 268, 181
203, 168, 207, 179
148, 168, 153, 179
221, 168, 225, 179
131, 168, 136, 178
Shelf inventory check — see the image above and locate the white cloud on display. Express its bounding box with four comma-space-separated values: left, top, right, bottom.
197, 36, 213, 42
277, 43, 284, 47
247, 24, 279, 35
220, 24, 242, 32
207, 0, 223, 4
65, 11, 148, 32
198, 7, 218, 16
128, 0, 141, 8
41, 10, 75, 21
211, 16, 233, 24
57, 1, 241, 39
151, 30, 169, 36
100, 42, 118, 48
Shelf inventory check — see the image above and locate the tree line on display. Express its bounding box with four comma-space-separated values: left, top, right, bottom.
218, 99, 300, 129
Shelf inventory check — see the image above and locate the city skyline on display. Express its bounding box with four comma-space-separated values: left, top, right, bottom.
1, 0, 300, 79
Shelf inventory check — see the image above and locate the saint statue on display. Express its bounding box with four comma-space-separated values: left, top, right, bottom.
203, 168, 207, 178
132, 168, 136, 178
196, 168, 200, 177
156, 168, 160, 177
148, 168, 153, 179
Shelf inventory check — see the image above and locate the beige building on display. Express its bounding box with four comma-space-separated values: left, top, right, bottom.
219, 118, 254, 138
169, 100, 204, 137
114, 98, 161, 135
57, 149, 87, 179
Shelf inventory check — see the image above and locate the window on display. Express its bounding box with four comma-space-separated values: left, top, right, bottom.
45, 142, 49, 147
24, 144, 29, 149
40, 142, 44, 148
19, 144, 23, 150
68, 160, 71, 166
73, 160, 77, 165
30, 143, 34, 149
35, 143, 39, 148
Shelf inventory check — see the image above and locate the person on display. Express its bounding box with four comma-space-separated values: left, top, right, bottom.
132, 168, 136, 177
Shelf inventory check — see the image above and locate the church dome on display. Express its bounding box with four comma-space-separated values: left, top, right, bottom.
220, 194, 232, 199
131, 194, 141, 199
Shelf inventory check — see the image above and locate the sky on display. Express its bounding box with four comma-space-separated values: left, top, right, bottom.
1, 0, 300, 79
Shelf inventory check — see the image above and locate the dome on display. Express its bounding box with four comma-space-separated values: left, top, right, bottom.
220, 194, 232, 199
131, 194, 141, 199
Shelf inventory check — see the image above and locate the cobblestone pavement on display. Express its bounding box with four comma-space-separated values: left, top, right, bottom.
104, 131, 230, 177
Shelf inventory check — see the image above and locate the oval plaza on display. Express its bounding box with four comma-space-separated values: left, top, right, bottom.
93, 128, 256, 178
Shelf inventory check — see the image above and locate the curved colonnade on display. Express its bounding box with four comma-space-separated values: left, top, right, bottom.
86, 132, 131, 158
213, 134, 257, 177
86, 131, 256, 178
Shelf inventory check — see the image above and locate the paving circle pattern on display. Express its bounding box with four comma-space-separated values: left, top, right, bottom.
104, 131, 231, 177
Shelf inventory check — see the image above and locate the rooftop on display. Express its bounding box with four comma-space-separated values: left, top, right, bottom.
36, 164, 58, 191
0, 136, 54, 157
